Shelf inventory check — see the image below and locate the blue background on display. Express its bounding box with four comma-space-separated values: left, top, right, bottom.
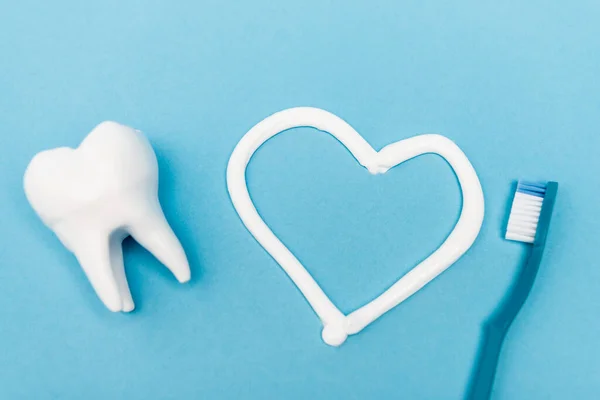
1, 1, 599, 399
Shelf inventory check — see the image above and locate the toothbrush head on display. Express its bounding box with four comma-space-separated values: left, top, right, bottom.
506, 181, 558, 244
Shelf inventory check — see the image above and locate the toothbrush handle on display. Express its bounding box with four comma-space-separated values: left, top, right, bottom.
466, 182, 557, 400
465, 323, 506, 400
466, 245, 545, 400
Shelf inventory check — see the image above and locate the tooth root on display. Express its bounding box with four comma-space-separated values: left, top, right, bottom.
109, 235, 134, 312
73, 235, 123, 312
128, 203, 191, 283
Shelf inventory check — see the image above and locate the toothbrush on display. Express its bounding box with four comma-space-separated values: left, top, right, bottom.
467, 181, 558, 400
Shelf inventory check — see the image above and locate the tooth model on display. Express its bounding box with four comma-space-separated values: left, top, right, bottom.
24, 121, 191, 312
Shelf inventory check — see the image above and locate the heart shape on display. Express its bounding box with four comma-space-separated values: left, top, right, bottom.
227, 107, 484, 346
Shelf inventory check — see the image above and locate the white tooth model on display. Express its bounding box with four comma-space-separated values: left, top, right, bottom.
24, 121, 191, 312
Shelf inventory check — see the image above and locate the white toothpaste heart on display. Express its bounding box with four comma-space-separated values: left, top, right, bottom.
24, 121, 191, 312
227, 107, 485, 346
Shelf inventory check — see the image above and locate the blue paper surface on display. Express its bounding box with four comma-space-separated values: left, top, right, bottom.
1, 1, 599, 398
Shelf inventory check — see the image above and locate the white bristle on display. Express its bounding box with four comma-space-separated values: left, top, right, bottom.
505, 182, 546, 243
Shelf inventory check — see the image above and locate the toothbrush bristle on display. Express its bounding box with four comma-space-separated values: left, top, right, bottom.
505, 181, 547, 243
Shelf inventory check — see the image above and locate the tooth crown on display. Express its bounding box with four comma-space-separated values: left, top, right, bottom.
24, 121, 191, 312
24, 121, 158, 226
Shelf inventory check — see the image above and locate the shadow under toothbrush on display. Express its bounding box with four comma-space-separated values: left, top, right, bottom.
463, 246, 530, 400
464, 180, 522, 400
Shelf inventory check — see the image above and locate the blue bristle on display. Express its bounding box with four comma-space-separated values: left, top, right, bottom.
519, 180, 547, 189
517, 187, 545, 197
517, 181, 547, 198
